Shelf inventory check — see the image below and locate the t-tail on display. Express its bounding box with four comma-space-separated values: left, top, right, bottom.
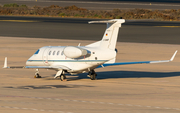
89, 19, 125, 50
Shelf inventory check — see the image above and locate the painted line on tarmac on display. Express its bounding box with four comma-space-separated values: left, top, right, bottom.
155, 26, 180, 28
1, 95, 180, 111
0, 105, 73, 113
0, 20, 39, 22
38, 97, 180, 111
1, 100, 69, 108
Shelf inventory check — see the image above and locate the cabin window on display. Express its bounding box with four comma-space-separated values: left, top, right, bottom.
53, 51, 56, 55
61, 51, 64, 55
34, 49, 40, 54
49, 51, 51, 55
57, 51, 60, 55
95, 57, 97, 60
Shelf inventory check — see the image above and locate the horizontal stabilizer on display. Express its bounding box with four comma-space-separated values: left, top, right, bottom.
88, 19, 125, 24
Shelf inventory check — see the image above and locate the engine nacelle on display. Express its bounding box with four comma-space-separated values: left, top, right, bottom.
63, 46, 90, 58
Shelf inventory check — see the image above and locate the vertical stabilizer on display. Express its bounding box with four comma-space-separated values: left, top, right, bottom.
89, 19, 125, 50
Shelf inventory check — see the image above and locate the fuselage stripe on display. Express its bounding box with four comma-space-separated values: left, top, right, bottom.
27, 60, 108, 62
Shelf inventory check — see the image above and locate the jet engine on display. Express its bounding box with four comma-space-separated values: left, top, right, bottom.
63, 46, 90, 58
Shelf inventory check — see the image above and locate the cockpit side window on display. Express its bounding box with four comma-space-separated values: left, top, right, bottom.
34, 49, 40, 54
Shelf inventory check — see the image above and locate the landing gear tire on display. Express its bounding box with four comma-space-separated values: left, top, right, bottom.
89, 70, 97, 80
60, 75, 66, 81
34, 69, 41, 78
90, 74, 97, 80
34, 73, 41, 78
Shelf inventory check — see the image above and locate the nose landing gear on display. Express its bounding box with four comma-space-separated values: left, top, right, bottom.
34, 69, 41, 78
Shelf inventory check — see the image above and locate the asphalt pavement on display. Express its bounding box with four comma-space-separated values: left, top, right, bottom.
0, 16, 180, 45
0, 37, 180, 113
0, 1, 180, 113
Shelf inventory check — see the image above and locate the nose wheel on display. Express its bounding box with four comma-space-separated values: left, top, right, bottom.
34, 73, 41, 78
34, 69, 41, 78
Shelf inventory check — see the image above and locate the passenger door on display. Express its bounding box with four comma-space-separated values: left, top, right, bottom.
42, 47, 51, 65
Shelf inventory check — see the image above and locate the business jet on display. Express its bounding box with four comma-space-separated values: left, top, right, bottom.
3, 19, 177, 81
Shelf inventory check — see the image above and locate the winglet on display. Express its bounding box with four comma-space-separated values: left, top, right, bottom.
78, 43, 81, 47
3, 57, 8, 68
170, 50, 178, 61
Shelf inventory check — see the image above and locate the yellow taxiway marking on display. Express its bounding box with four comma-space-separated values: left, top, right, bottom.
155, 26, 180, 28
0, 20, 39, 22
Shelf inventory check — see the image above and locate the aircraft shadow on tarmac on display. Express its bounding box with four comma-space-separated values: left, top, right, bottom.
44, 71, 180, 81
77, 71, 180, 80
3, 71, 180, 89
4, 84, 94, 90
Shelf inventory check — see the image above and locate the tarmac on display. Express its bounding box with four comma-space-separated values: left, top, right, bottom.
0, 16, 180, 45
0, 36, 180, 113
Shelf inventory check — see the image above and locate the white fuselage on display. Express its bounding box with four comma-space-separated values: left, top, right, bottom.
26, 46, 116, 74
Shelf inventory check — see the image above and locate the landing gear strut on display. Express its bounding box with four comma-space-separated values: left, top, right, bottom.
88, 70, 97, 80
54, 70, 67, 81
34, 69, 41, 78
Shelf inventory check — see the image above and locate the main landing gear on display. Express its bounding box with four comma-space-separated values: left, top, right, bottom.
34, 69, 67, 81
34, 69, 41, 78
34, 69, 97, 81
60, 74, 66, 81
87, 70, 97, 80
54, 70, 67, 81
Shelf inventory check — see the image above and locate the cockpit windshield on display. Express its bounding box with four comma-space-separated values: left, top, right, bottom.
34, 49, 40, 54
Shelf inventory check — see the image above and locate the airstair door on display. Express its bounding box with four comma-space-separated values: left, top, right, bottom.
42, 47, 51, 65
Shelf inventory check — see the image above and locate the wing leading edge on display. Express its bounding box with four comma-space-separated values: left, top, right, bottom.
3, 58, 71, 71
97, 50, 178, 68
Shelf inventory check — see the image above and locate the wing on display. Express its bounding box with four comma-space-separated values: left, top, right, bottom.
25, 65, 71, 70
97, 50, 178, 68
3, 58, 71, 71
